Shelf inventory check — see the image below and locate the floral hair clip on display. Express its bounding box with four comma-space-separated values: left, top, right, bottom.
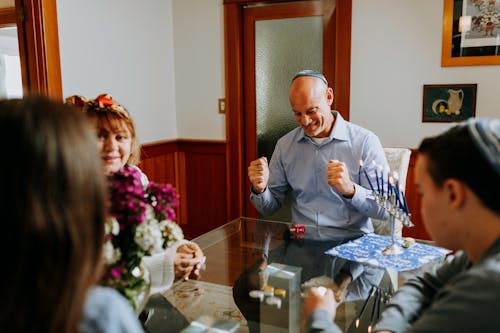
66, 93, 128, 116
94, 94, 116, 108
87, 93, 128, 115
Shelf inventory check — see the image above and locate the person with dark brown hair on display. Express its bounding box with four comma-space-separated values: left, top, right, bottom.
0, 96, 144, 333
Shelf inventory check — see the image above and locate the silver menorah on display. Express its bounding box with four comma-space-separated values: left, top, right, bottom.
375, 189, 413, 255
361, 161, 413, 255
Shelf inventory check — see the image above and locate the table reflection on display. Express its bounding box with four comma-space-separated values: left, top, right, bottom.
233, 220, 390, 332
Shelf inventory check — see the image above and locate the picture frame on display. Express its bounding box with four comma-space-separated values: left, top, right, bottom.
441, 0, 500, 66
422, 84, 477, 123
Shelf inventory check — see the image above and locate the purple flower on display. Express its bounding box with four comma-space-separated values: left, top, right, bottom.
146, 182, 179, 220
110, 266, 121, 279
100, 165, 183, 308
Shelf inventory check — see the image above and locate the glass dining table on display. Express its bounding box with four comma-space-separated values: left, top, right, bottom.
139, 217, 442, 333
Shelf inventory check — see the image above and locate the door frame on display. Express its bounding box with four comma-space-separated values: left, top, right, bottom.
15, 0, 62, 99
223, 0, 352, 220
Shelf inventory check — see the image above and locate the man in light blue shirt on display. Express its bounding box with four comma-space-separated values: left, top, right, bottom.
248, 70, 388, 233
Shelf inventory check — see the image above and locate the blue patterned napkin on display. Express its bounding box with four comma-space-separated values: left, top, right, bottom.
325, 233, 451, 271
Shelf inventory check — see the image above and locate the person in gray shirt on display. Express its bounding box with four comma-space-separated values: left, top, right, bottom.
304, 118, 500, 333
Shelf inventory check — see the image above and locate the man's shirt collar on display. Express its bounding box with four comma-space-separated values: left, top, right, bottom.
297, 111, 349, 143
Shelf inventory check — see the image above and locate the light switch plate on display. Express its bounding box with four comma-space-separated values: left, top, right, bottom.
218, 98, 226, 114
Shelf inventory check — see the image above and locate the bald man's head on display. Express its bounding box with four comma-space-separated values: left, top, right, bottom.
289, 72, 334, 138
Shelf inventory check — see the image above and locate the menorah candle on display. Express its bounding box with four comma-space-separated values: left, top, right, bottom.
393, 172, 399, 190
379, 166, 385, 197
354, 286, 376, 328
358, 160, 363, 184
372, 161, 381, 193
362, 168, 375, 192
373, 288, 381, 324
397, 189, 404, 210
386, 167, 390, 197
393, 172, 402, 208
401, 191, 409, 214
389, 175, 400, 207
368, 288, 380, 333
380, 167, 385, 195
388, 175, 393, 197
377, 291, 381, 321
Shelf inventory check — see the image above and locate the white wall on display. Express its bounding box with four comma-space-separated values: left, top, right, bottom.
57, 0, 178, 142
173, 0, 225, 140
57, 0, 500, 146
351, 0, 500, 148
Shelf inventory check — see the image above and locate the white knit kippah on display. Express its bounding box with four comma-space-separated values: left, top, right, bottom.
467, 118, 500, 175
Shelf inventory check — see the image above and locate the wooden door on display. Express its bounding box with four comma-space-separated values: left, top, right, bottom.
224, 0, 352, 220
15, 0, 62, 98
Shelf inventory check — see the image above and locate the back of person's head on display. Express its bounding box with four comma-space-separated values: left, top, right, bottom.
418, 118, 500, 215
0, 96, 107, 333
65, 93, 141, 165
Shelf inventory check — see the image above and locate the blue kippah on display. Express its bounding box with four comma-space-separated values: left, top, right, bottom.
291, 70, 328, 85
467, 117, 500, 176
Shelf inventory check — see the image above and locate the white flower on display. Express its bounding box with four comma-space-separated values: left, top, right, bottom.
103, 240, 121, 265
105, 217, 120, 236
159, 220, 184, 248
134, 219, 164, 254
131, 266, 142, 278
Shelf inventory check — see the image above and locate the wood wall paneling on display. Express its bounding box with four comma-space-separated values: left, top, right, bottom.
140, 140, 227, 240
0, 6, 15, 26
139, 140, 181, 227
181, 146, 227, 238
139, 140, 178, 184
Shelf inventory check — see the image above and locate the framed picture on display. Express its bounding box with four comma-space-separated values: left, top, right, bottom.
441, 0, 500, 66
422, 84, 477, 122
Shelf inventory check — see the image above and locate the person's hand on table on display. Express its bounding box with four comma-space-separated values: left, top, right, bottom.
303, 287, 338, 321
175, 242, 205, 281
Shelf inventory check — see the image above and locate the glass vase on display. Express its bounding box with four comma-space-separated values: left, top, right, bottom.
126, 265, 151, 314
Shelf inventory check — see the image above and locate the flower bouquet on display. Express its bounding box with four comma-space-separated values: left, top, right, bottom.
100, 165, 183, 311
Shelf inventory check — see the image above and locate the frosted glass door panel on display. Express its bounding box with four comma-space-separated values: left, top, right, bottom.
255, 16, 322, 221
256, 16, 322, 159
